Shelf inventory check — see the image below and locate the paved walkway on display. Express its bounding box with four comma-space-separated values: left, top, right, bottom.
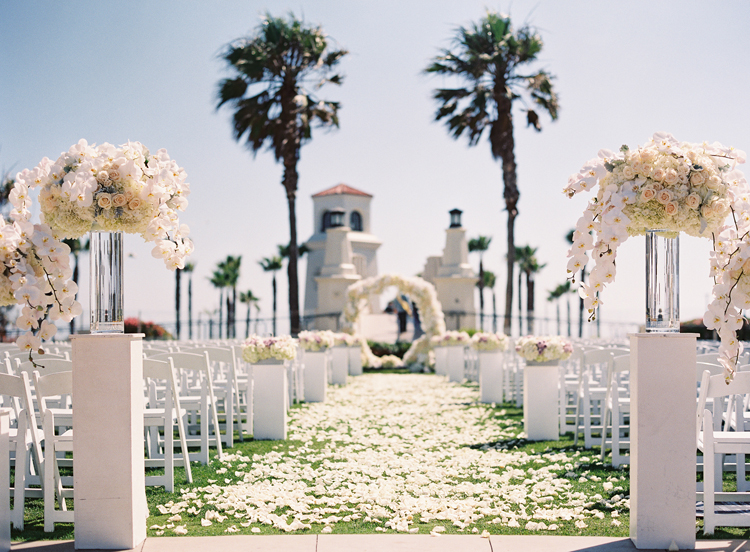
10, 535, 750, 552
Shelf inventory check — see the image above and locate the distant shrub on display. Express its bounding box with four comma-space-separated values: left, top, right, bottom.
367, 341, 412, 359
124, 317, 172, 340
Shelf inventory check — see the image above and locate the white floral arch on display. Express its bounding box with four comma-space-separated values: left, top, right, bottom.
343, 274, 446, 364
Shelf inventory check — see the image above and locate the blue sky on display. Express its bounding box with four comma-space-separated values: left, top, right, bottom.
2, 1, 749, 336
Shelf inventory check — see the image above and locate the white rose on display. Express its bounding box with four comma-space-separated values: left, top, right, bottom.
656, 190, 672, 205
641, 187, 656, 201
97, 193, 112, 209
665, 201, 678, 216
108, 169, 120, 181
686, 193, 701, 210
690, 172, 705, 186
112, 194, 127, 207
706, 175, 722, 190
622, 166, 636, 179
128, 198, 142, 210
96, 171, 109, 184
665, 169, 678, 185
652, 168, 666, 181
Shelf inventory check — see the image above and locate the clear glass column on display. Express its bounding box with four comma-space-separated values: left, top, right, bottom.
645, 229, 679, 332
90, 231, 124, 333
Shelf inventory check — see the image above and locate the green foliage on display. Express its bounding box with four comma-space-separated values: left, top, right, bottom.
366, 340, 412, 359
124, 317, 172, 339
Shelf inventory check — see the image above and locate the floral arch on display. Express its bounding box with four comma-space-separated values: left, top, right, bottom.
343, 274, 446, 364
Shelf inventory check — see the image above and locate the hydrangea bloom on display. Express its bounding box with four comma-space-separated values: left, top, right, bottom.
565, 132, 748, 380
298, 330, 335, 351
241, 335, 297, 364
16, 139, 193, 270
430, 331, 471, 347
470, 332, 510, 351
515, 336, 573, 362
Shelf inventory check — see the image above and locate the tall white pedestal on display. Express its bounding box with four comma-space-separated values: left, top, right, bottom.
252, 360, 288, 440
303, 351, 327, 402
478, 351, 504, 403
348, 346, 363, 376
630, 333, 696, 550
446, 345, 465, 383
331, 346, 348, 385
0, 410, 10, 552
434, 347, 448, 376
72, 334, 146, 550
523, 361, 559, 441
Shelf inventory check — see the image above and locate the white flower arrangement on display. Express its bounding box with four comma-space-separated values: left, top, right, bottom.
565, 132, 749, 379
332, 332, 357, 347
298, 330, 335, 352
470, 332, 510, 352
241, 335, 297, 364
430, 331, 471, 347
515, 336, 573, 363
15, 139, 193, 270
344, 274, 446, 365
379, 354, 404, 368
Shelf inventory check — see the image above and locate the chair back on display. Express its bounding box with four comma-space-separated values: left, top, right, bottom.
16, 358, 73, 376
697, 369, 750, 440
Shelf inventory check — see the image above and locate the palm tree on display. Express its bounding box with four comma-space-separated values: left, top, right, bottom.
516, 245, 546, 335
426, 11, 559, 336
217, 13, 347, 336
184, 262, 195, 340
175, 267, 182, 340
239, 290, 260, 338
481, 270, 498, 333
62, 237, 89, 336
209, 269, 228, 339
468, 236, 492, 331
548, 282, 570, 336
220, 256, 242, 338
259, 256, 283, 335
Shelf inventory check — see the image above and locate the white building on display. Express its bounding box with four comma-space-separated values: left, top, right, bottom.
303, 184, 382, 323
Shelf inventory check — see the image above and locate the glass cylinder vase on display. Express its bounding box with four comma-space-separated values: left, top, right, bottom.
645, 229, 679, 332
90, 230, 124, 333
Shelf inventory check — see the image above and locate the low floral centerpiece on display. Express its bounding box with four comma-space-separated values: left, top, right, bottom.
516, 336, 573, 363
565, 132, 748, 379
332, 332, 357, 347
470, 332, 510, 352
242, 335, 297, 364
430, 331, 471, 347
298, 330, 335, 352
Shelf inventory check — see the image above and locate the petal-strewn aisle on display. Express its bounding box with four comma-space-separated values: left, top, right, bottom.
149, 374, 628, 536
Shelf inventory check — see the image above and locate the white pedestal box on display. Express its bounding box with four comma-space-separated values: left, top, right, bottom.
434, 347, 448, 376
446, 345, 465, 383
72, 334, 147, 550
0, 409, 9, 552
331, 346, 348, 385
478, 351, 504, 404
303, 351, 328, 402
629, 333, 696, 550
523, 361, 559, 441
348, 346, 363, 376
252, 359, 289, 440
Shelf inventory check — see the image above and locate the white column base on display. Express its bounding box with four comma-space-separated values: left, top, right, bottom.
523, 362, 559, 441
252, 362, 288, 440
303, 352, 327, 402
630, 333, 696, 550
72, 334, 146, 550
348, 347, 363, 376
331, 347, 348, 385
446, 346, 465, 383
0, 410, 9, 552
478, 351, 504, 403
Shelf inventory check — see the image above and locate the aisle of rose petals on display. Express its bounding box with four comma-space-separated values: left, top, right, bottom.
150, 374, 628, 535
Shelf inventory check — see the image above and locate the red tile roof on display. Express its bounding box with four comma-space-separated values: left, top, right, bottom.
312, 183, 372, 198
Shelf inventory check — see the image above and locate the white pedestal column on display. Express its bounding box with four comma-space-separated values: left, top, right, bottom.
0, 409, 10, 552
303, 351, 328, 402
252, 360, 288, 440
434, 347, 448, 376
523, 361, 559, 441
478, 351, 504, 403
72, 334, 146, 550
446, 345, 465, 383
348, 346, 363, 376
331, 346, 348, 385
630, 333, 696, 550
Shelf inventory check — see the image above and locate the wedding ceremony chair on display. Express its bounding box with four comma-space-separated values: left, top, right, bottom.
143, 358, 193, 492
600, 354, 630, 467
150, 352, 223, 464
573, 348, 613, 448
697, 368, 750, 534
32, 369, 74, 532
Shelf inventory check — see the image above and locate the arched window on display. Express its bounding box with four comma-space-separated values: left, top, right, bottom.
350, 210, 363, 231
321, 210, 332, 232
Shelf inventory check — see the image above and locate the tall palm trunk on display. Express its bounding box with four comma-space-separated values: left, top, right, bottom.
188, 276, 193, 340
517, 268, 523, 335
272, 274, 278, 336
245, 304, 251, 338
526, 273, 535, 335
218, 288, 224, 339
492, 290, 497, 333
175, 268, 181, 340
556, 299, 561, 335
281, 85, 301, 337
567, 294, 572, 337
226, 294, 232, 339
478, 258, 485, 331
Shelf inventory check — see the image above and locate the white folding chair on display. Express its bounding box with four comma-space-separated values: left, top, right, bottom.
573, 349, 613, 448
151, 352, 223, 464
33, 370, 74, 532
697, 368, 750, 534
143, 358, 193, 492
600, 354, 630, 467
